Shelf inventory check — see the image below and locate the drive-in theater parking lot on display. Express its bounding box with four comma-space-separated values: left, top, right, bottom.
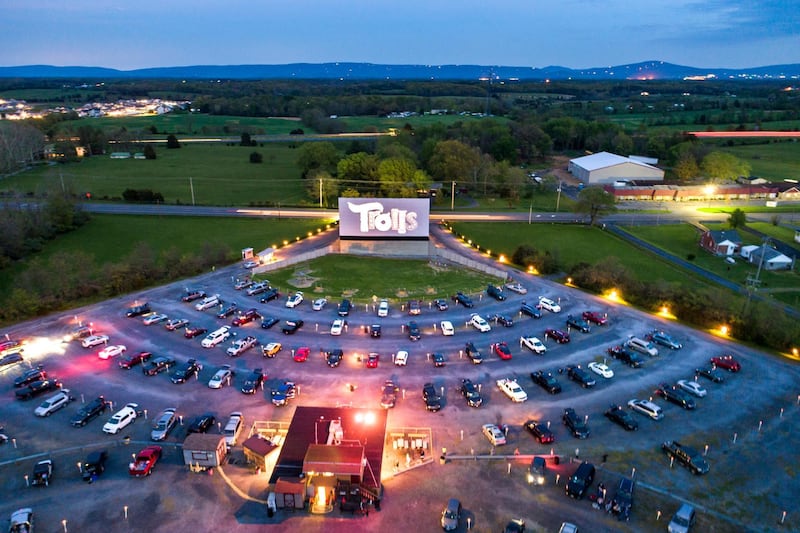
1, 198, 798, 533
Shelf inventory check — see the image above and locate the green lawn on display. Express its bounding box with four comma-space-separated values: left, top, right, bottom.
747, 222, 800, 253
717, 142, 800, 181
4, 144, 310, 206
450, 222, 695, 285
341, 113, 506, 133
59, 114, 312, 136
262, 254, 498, 304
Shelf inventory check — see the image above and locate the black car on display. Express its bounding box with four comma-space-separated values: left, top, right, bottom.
530, 371, 562, 394
326, 349, 343, 367
434, 299, 449, 311
31, 459, 54, 487
487, 284, 507, 301
14, 367, 46, 388
126, 302, 151, 317
562, 407, 590, 439
407, 321, 421, 341
460, 379, 483, 408
187, 413, 216, 433
452, 292, 474, 308
259, 288, 281, 303
611, 477, 635, 520
422, 383, 442, 412
465, 342, 484, 364
370, 324, 382, 338
70, 396, 110, 427
604, 405, 639, 431
662, 440, 709, 475
695, 366, 725, 383
181, 289, 206, 302
492, 314, 514, 327
260, 316, 280, 329
282, 319, 304, 334
81, 450, 108, 482
15, 379, 61, 400
523, 419, 555, 444
217, 303, 238, 319
566, 365, 596, 388
607, 345, 644, 368
566, 315, 591, 333
520, 302, 542, 319
566, 461, 595, 499
655, 383, 696, 410
241, 368, 265, 394
184, 326, 208, 339
143, 356, 176, 376
432, 352, 446, 367
118, 351, 152, 369
338, 299, 352, 317
171, 358, 203, 384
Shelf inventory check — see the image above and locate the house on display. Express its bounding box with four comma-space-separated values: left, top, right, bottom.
747, 244, 793, 271
569, 152, 664, 185
182, 433, 226, 468
739, 245, 760, 260
699, 230, 743, 256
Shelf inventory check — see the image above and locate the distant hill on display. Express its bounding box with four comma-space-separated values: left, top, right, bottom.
1, 61, 799, 81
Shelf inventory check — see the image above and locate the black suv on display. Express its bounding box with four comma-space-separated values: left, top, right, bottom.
187, 413, 216, 433
70, 396, 110, 427
14, 367, 46, 388
487, 284, 507, 301
459, 379, 483, 408
465, 342, 484, 364
566, 365, 596, 388
126, 302, 151, 317
423, 383, 442, 412
562, 407, 590, 439
451, 292, 474, 308
326, 349, 343, 367
282, 320, 304, 334
612, 477, 635, 520
171, 358, 203, 384
655, 383, 696, 410
566, 315, 591, 333
407, 321, 421, 341
566, 461, 595, 499
338, 299, 352, 317
241, 368, 265, 394
607, 345, 643, 368
604, 405, 639, 431
81, 450, 108, 482
662, 440, 709, 475
531, 371, 562, 394
520, 302, 542, 319
370, 324, 382, 338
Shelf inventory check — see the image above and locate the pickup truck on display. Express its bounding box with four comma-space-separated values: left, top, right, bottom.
129, 445, 162, 477
662, 440, 709, 475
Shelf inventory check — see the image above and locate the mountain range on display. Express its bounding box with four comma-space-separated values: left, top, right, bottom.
1, 61, 799, 81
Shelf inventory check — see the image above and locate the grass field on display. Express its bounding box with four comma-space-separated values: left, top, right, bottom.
263, 255, 498, 303
716, 141, 800, 181
450, 222, 697, 285
57, 114, 312, 136
0, 215, 331, 296
341, 113, 506, 133
746, 222, 800, 253
3, 144, 312, 205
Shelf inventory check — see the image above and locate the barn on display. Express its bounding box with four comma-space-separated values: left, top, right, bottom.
569, 152, 664, 185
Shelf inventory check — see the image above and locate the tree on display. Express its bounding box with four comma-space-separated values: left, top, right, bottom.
249, 151, 263, 163
143, 145, 157, 160
337, 152, 380, 195
573, 186, 616, 226
166, 134, 181, 149
673, 152, 699, 181
728, 208, 747, 229
701, 151, 750, 181
377, 157, 419, 197
427, 140, 480, 187
296, 141, 339, 178
240, 132, 252, 146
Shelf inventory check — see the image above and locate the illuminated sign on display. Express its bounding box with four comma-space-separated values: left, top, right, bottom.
338, 198, 430, 239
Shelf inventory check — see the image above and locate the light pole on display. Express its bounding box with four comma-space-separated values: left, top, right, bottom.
556, 182, 562, 212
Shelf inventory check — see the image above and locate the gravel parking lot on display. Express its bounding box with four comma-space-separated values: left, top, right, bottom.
1, 236, 798, 532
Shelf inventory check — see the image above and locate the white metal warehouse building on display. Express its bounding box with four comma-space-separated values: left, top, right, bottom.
568, 152, 665, 185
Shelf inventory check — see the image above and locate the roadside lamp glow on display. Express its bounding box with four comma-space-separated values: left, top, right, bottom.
719, 325, 729, 336
498, 254, 507, 263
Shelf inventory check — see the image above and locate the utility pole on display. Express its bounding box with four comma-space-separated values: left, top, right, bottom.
189, 177, 195, 206
319, 178, 323, 208
556, 182, 562, 212
528, 200, 533, 224
60, 172, 65, 193
451, 181, 455, 211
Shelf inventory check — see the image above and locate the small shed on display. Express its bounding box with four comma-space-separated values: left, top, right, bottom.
740, 245, 759, 260
183, 433, 226, 468
243, 435, 278, 472
274, 477, 306, 509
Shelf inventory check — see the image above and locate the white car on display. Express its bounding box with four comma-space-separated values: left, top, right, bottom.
103, 402, 139, 434
627, 398, 664, 421
469, 314, 491, 333
81, 334, 109, 348
677, 379, 707, 398
201, 326, 232, 348
142, 313, 168, 326
505, 282, 528, 295
538, 296, 561, 313
330, 319, 345, 336
496, 378, 527, 402
34, 389, 74, 417
377, 299, 389, 317
312, 297, 328, 311
285, 291, 304, 308
440, 321, 455, 336
588, 361, 614, 379
98, 345, 127, 359
208, 365, 233, 389
243, 260, 258, 269
394, 350, 409, 366
520, 336, 546, 354
482, 423, 507, 446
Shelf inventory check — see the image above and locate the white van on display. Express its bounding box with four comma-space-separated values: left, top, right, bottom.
223, 412, 244, 449
626, 336, 659, 357
195, 294, 220, 311
201, 326, 231, 348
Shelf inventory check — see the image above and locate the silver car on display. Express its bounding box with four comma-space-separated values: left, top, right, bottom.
150, 408, 177, 441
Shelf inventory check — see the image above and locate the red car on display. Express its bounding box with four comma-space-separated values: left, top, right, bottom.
232, 308, 260, 327
366, 353, 380, 368
129, 445, 162, 477
493, 342, 513, 360
544, 328, 570, 344
582, 311, 607, 326
184, 326, 208, 339
711, 354, 741, 372
294, 346, 310, 362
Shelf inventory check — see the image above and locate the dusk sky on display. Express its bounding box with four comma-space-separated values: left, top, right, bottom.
4, 0, 799, 70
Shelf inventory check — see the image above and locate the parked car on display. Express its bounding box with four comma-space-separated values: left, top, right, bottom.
562, 407, 589, 439
8, 509, 34, 531
520, 302, 542, 318
710, 354, 741, 372
677, 379, 707, 397
529, 456, 547, 485
566, 365, 596, 388
103, 402, 139, 434
655, 383, 696, 410
440, 321, 455, 336
312, 297, 328, 311
460, 378, 483, 408
441, 498, 462, 531
626, 336, 659, 357
184, 326, 208, 339
326, 349, 343, 367
607, 345, 644, 368
628, 398, 664, 420
142, 356, 176, 376
150, 408, 177, 441
234, 278, 253, 290
433, 298, 449, 311
497, 378, 527, 402
129, 445, 162, 477
566, 315, 591, 333
14, 367, 46, 388
247, 281, 270, 296
81, 334, 109, 348
241, 368, 265, 394
379, 380, 398, 409
271, 381, 297, 406
538, 296, 561, 313
530, 370, 562, 394
232, 308, 260, 326
81, 450, 108, 482
492, 314, 514, 327
216, 302, 239, 319
565, 461, 595, 498
126, 302, 151, 317
422, 382, 442, 412
294, 346, 311, 363
187, 413, 216, 433
482, 423, 507, 446
208, 365, 234, 389
451, 292, 474, 308
70, 396, 110, 427
432, 352, 446, 367
520, 336, 546, 354
370, 324, 382, 338
258, 288, 281, 302
523, 419, 555, 444
464, 342, 484, 364
365, 352, 379, 368
487, 284, 507, 301
281, 320, 304, 335
15, 379, 61, 400
337, 299, 352, 316
394, 350, 408, 367
170, 358, 203, 384
407, 321, 421, 341
505, 282, 527, 294
668, 503, 696, 533
262, 342, 282, 358
142, 313, 168, 326
226, 335, 258, 357
181, 289, 206, 302
31, 459, 54, 486
695, 366, 725, 383
493, 342, 513, 360
662, 440, 709, 475
260, 317, 279, 330
98, 344, 126, 359
544, 328, 570, 344
588, 361, 614, 378
377, 299, 389, 317
285, 291, 304, 308
470, 313, 492, 332
604, 405, 639, 431
582, 311, 607, 325
647, 330, 683, 350
201, 326, 232, 348
164, 318, 189, 331
407, 300, 421, 315
34, 388, 74, 416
